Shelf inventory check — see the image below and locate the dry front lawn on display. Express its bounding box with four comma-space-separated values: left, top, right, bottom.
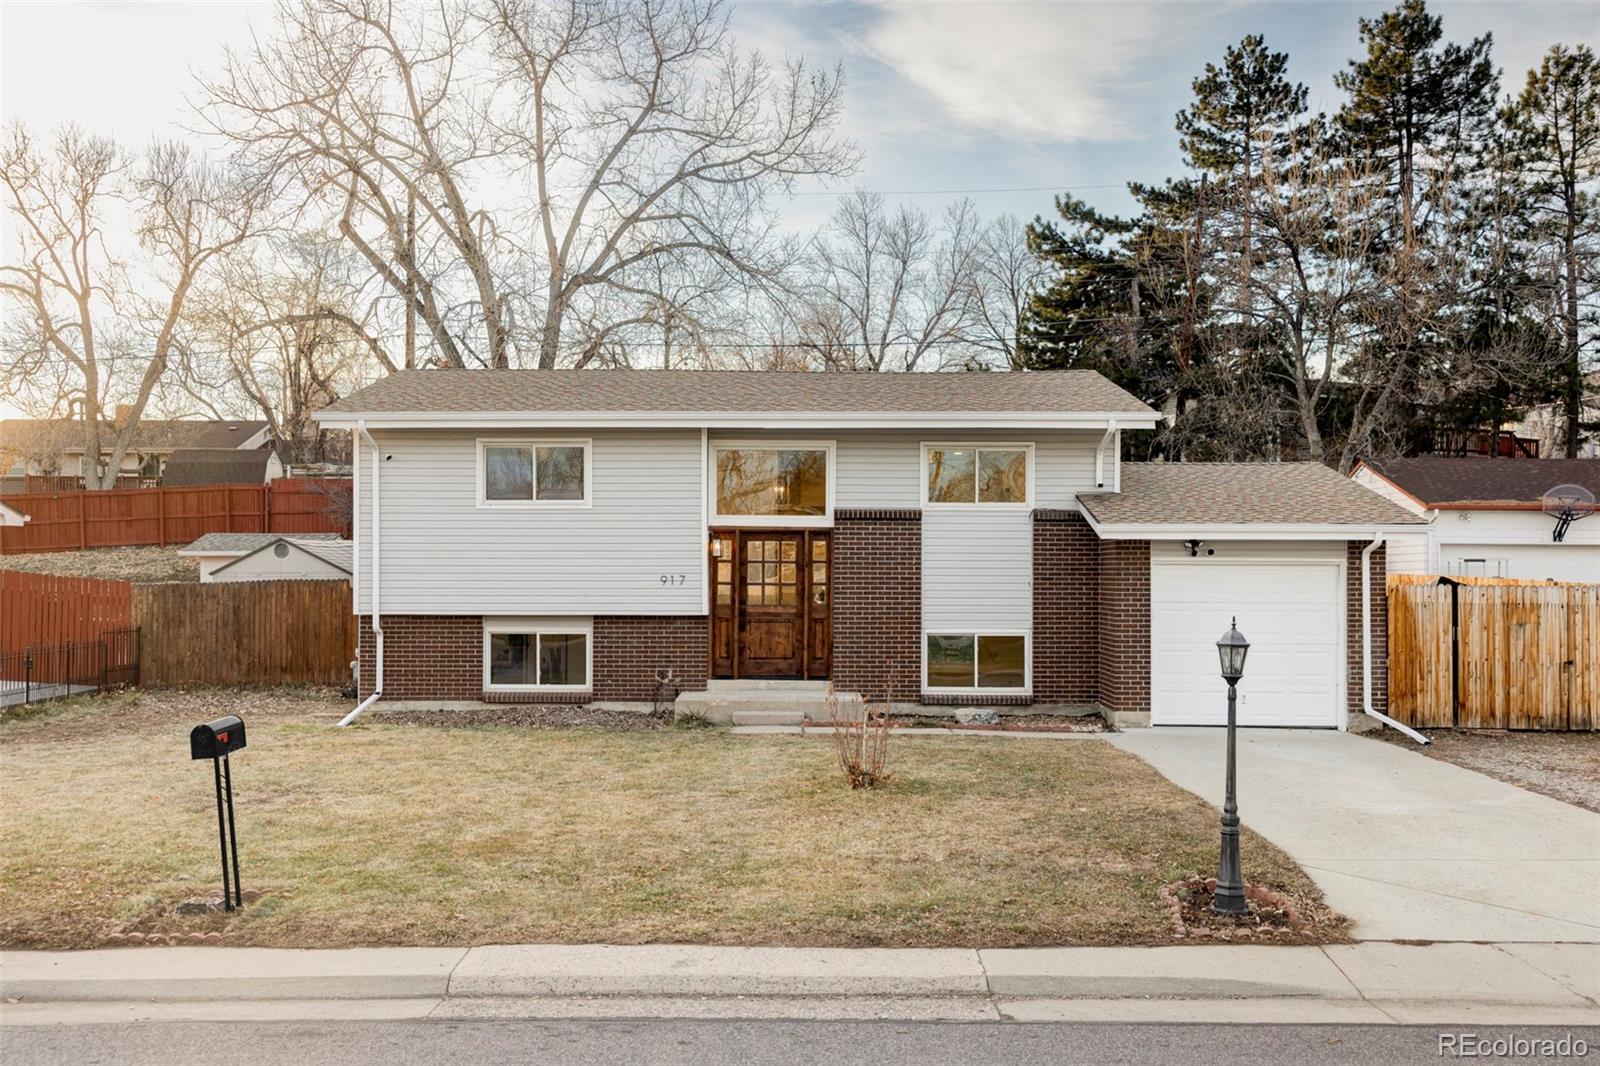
0, 688, 1341, 949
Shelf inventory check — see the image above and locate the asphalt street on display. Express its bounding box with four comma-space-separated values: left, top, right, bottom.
6, 1019, 1598, 1066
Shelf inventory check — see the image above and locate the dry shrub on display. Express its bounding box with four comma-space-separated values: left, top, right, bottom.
828, 681, 894, 790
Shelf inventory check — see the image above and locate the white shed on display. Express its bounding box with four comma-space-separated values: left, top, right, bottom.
209, 537, 352, 583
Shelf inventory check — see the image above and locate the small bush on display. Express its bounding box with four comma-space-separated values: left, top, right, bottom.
828, 682, 894, 789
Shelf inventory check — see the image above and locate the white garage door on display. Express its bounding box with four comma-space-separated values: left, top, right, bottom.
1151, 561, 1343, 727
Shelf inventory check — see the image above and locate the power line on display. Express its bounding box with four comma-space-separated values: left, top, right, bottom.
789, 183, 1127, 198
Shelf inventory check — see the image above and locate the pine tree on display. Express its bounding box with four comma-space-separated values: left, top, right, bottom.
1506, 44, 1600, 456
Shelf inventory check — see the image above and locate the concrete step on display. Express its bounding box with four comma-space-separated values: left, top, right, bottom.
704, 679, 830, 692
675, 688, 864, 725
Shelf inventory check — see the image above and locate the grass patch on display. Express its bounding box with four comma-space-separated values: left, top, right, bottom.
0, 687, 1343, 949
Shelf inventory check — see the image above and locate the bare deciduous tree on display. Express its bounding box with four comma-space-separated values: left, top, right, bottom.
1, 126, 262, 488
801, 191, 983, 371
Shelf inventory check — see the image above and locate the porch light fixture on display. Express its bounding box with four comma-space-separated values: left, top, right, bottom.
1213, 618, 1250, 916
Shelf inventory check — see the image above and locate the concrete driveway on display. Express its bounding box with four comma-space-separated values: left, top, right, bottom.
1111, 729, 1600, 943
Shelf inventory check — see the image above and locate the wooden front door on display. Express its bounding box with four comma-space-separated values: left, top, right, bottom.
710, 530, 831, 680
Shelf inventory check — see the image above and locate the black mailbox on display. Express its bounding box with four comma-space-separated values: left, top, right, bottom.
190, 716, 247, 760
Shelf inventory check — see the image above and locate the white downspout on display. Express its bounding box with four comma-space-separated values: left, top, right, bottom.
1094, 419, 1118, 489
1362, 532, 1429, 745
340, 421, 383, 727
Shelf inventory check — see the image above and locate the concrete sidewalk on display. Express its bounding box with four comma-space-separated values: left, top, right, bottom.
3, 942, 1597, 1026
1112, 729, 1600, 943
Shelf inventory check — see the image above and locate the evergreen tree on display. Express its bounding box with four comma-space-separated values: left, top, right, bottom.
1506, 44, 1600, 456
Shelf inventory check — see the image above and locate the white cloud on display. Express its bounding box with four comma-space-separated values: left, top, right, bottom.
854, 2, 1208, 143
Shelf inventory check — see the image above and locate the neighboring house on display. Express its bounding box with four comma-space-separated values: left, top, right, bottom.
161, 448, 285, 486
180, 532, 349, 582
1351, 458, 1600, 583
1512, 370, 1600, 461
0, 500, 29, 527
0, 414, 272, 480
312, 369, 1424, 729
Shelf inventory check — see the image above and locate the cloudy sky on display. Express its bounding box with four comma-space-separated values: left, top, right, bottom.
2, 1, 1595, 233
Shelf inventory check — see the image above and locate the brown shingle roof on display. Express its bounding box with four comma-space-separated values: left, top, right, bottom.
160, 448, 274, 486
1359, 457, 1600, 507
318, 369, 1155, 416
0, 418, 267, 456
1079, 462, 1424, 527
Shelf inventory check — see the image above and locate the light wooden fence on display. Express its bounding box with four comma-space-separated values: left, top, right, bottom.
132, 580, 356, 687
0, 478, 351, 554
1388, 577, 1600, 730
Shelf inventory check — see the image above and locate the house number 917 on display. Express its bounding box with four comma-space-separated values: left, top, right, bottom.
659, 574, 686, 586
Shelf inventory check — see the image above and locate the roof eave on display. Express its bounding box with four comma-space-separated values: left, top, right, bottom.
1079, 517, 1425, 541
312, 409, 1161, 431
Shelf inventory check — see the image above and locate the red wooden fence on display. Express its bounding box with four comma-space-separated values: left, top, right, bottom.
0, 478, 351, 554
0, 570, 133, 654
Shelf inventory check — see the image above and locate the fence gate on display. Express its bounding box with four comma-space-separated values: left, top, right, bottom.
1388, 578, 1599, 731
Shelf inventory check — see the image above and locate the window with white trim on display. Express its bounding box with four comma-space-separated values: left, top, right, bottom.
925, 632, 1028, 690
711, 443, 833, 524
484, 621, 591, 690
478, 439, 590, 506
923, 445, 1030, 505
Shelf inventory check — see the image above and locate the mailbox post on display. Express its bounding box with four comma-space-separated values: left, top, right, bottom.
190, 716, 247, 911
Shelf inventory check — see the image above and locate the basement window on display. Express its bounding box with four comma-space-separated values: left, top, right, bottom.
483, 620, 591, 691
925, 632, 1028, 691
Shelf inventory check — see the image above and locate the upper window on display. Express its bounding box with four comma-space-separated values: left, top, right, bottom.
479, 439, 590, 506
714, 445, 831, 523
924, 445, 1029, 506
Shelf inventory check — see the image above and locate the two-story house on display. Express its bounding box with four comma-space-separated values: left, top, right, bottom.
313, 369, 1423, 729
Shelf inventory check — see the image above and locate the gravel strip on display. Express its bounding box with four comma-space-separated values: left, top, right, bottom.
1, 547, 199, 583
1371, 727, 1600, 813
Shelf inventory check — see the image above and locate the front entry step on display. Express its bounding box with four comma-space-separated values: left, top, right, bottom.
675, 683, 863, 725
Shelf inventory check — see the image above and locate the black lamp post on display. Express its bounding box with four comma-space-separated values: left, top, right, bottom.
1213, 618, 1250, 916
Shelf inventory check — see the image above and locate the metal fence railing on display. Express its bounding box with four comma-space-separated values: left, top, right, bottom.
0, 627, 140, 709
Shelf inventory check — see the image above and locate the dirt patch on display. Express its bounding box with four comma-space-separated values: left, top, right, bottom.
0, 685, 342, 739
369, 704, 669, 731
1370, 728, 1600, 813
1161, 876, 1344, 944
1, 546, 199, 583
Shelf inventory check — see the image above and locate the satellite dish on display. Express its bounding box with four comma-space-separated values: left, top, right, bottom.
1540, 484, 1596, 543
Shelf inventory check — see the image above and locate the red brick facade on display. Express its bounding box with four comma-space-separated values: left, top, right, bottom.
358, 615, 481, 701
1032, 510, 1101, 704
831, 509, 922, 702
1096, 540, 1152, 715
358, 614, 705, 703
1346, 541, 1388, 718
592, 615, 708, 701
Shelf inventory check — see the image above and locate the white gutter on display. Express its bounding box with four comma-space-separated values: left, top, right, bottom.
339, 421, 383, 727
1362, 532, 1428, 745
1094, 419, 1118, 489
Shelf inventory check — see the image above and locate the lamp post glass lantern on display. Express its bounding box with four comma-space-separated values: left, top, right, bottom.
1214, 618, 1250, 916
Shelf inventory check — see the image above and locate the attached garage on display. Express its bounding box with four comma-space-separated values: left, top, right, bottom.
1078, 463, 1429, 731
1150, 548, 1343, 727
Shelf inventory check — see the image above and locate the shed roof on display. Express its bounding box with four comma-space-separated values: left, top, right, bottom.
316, 369, 1156, 422
1355, 457, 1600, 508
160, 448, 274, 486
210, 537, 352, 577
180, 532, 343, 556
1078, 462, 1424, 532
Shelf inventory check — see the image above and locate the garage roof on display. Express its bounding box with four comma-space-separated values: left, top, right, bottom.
1353, 457, 1600, 509
180, 532, 343, 556
1079, 462, 1424, 537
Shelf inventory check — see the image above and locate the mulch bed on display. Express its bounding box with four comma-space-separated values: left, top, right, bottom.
367, 704, 670, 731
1161, 876, 1349, 944
805, 713, 1109, 733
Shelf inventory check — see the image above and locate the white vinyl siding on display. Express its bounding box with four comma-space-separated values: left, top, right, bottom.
710, 428, 1103, 510
921, 508, 1033, 633
206, 545, 347, 583
356, 429, 703, 615
1432, 509, 1599, 583
1382, 530, 1430, 575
